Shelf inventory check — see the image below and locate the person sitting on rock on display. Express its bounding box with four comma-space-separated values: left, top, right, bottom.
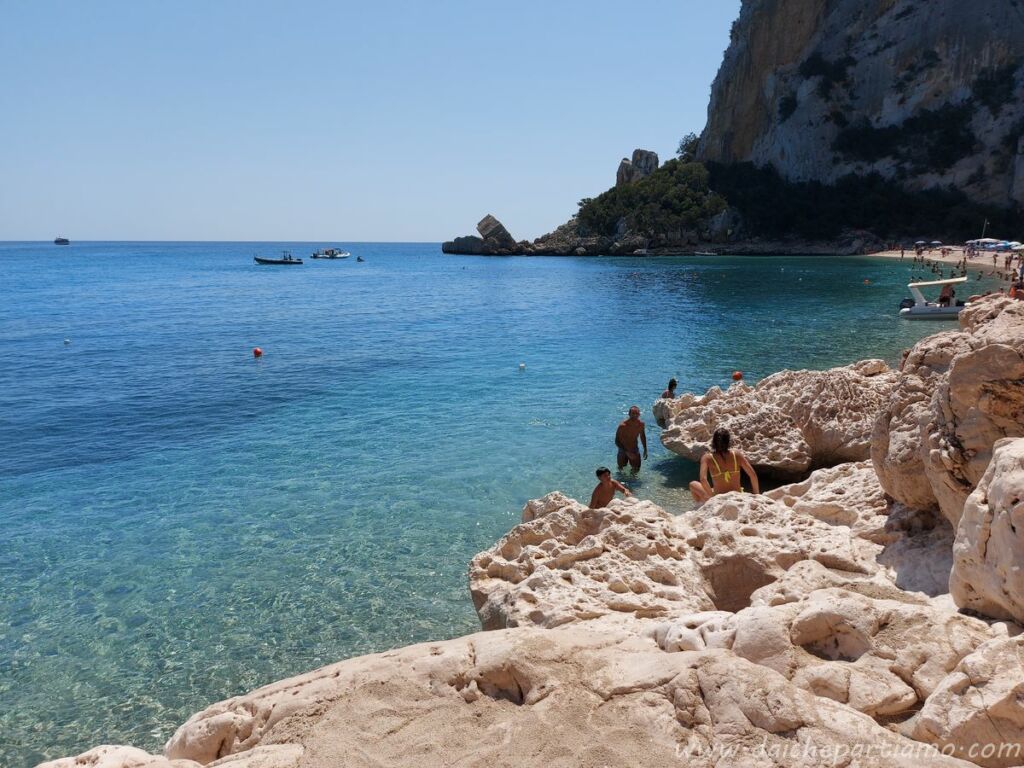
661, 378, 678, 399
688, 427, 760, 505
589, 467, 632, 509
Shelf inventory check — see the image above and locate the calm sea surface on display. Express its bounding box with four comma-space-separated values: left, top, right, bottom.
0, 242, 985, 765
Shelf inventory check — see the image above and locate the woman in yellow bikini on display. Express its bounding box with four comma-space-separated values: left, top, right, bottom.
688, 427, 760, 505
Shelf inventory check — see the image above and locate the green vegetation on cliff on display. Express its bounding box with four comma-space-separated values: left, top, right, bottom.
576, 160, 727, 237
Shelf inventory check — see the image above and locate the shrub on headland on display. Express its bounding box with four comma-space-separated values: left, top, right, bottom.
576, 159, 727, 238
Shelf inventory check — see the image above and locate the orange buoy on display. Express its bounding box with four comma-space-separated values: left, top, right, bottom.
732, 370, 743, 381
863, 279, 871, 284
253, 347, 263, 358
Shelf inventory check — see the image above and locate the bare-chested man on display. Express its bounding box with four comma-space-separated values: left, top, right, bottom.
589, 467, 632, 508
615, 405, 648, 471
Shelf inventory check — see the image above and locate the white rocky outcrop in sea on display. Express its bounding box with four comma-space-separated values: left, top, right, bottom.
657, 359, 897, 479
38, 296, 1024, 768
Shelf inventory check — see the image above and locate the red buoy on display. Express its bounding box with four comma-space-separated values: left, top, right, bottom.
253, 347, 263, 358
732, 370, 743, 381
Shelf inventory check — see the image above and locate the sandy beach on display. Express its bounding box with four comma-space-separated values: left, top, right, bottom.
873, 247, 1022, 284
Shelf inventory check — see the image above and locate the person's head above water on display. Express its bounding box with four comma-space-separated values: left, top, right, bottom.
667, 378, 677, 391
595, 467, 611, 479
628, 405, 641, 419
711, 427, 731, 454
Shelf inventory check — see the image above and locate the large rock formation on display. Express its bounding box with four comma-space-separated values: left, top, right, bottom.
49, 625, 982, 768
699, 0, 1024, 209
872, 297, 1024, 527
659, 359, 897, 480
950, 438, 1024, 623
616, 149, 659, 187
441, 214, 525, 255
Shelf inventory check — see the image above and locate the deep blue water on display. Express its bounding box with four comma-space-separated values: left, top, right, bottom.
0, 242, 984, 765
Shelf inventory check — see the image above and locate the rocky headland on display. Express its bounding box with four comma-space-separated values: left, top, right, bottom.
41, 299, 1024, 767
443, 0, 1024, 257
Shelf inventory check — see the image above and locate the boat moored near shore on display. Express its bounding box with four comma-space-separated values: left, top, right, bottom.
898, 276, 968, 320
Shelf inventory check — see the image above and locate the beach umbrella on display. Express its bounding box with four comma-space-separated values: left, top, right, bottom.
915, 240, 927, 245
1013, 244, 1024, 251
931, 240, 943, 245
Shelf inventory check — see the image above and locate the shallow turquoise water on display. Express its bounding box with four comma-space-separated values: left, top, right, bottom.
0, 242, 984, 765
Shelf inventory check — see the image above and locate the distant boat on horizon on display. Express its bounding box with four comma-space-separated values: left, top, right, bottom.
54, 236, 70, 245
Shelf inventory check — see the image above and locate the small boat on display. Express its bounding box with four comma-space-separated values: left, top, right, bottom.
254, 251, 303, 266
898, 276, 968, 320
694, 251, 716, 256
310, 248, 350, 259
54, 236, 69, 245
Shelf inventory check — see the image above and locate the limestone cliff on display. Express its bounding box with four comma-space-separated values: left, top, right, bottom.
699, 0, 1024, 209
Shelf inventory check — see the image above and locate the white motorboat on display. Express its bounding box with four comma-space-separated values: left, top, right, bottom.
898, 276, 968, 320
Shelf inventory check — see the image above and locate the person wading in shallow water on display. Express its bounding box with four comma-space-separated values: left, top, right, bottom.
688, 427, 760, 505
615, 406, 648, 471
589, 467, 632, 508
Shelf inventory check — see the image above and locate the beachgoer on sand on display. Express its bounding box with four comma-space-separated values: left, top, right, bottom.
615, 406, 648, 471
688, 427, 760, 505
589, 467, 632, 508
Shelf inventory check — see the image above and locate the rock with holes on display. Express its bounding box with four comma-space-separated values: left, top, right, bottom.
682, 492, 883, 612
950, 438, 1024, 623
655, 588, 996, 722
749, 559, 931, 608
660, 360, 897, 480
36, 746, 202, 768
767, 460, 894, 543
914, 635, 1024, 767
873, 296, 1024, 526
63, 625, 972, 768
469, 493, 714, 630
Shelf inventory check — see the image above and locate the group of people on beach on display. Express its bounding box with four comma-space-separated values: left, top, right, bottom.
589, 379, 760, 509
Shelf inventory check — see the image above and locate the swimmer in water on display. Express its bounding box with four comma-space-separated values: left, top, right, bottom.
688, 427, 760, 505
661, 378, 677, 399
615, 406, 648, 471
589, 466, 632, 508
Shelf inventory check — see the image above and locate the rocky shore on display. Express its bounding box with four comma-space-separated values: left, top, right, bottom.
442, 211, 886, 258
41, 297, 1024, 768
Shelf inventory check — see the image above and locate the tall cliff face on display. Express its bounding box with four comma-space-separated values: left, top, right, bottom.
699, 0, 1024, 209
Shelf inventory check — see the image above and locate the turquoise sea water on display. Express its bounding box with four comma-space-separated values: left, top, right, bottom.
0, 242, 986, 765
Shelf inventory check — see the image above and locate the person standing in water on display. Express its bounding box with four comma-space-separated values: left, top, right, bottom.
661, 378, 678, 399
688, 427, 759, 505
615, 406, 648, 471
589, 467, 632, 508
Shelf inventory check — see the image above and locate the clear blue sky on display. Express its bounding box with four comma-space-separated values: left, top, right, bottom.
0, 1, 740, 241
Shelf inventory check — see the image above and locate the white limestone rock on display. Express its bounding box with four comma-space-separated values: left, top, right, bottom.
766, 460, 893, 543
914, 636, 1024, 767
873, 296, 1024, 526
36, 745, 202, 768
469, 494, 714, 630
950, 438, 1024, 623
661, 360, 897, 480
